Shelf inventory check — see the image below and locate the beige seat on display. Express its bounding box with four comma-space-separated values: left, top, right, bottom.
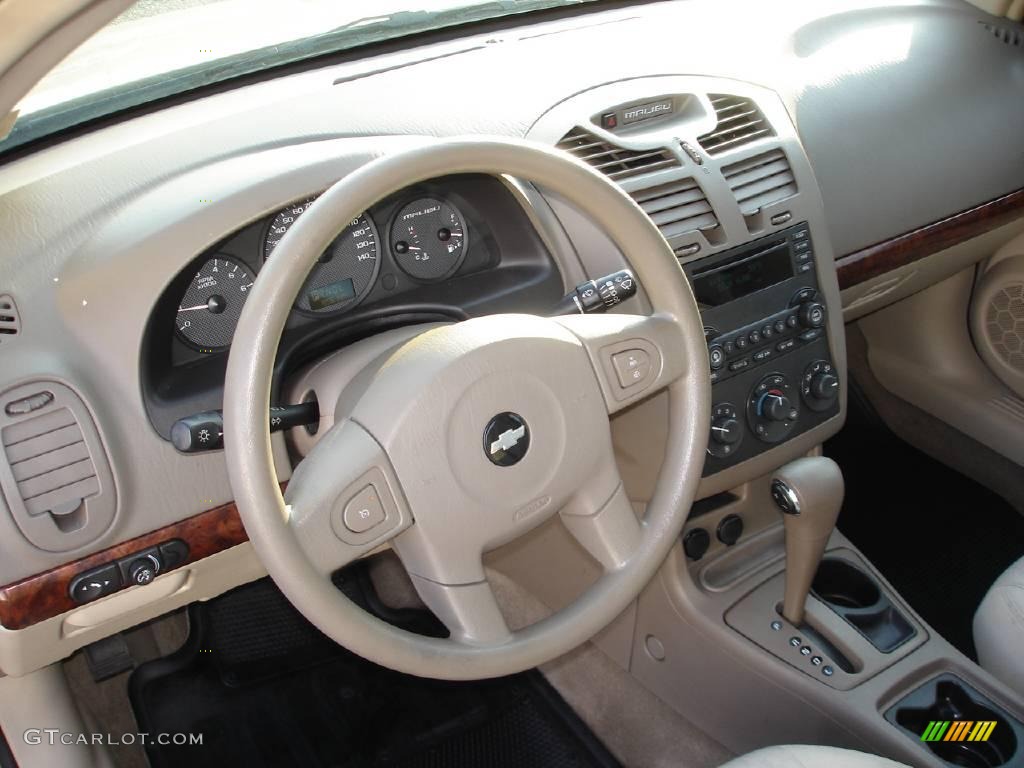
720, 745, 909, 767
974, 555, 1024, 697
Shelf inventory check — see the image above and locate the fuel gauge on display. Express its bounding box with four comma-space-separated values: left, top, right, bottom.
389, 197, 467, 281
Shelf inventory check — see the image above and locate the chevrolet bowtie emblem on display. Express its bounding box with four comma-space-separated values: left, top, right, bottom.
490, 425, 525, 456
483, 412, 530, 467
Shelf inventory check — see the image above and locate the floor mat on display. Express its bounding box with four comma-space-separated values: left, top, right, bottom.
824, 382, 1024, 660
130, 575, 620, 768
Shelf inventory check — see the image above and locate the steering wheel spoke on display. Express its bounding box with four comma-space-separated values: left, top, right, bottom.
407, 572, 512, 645
561, 480, 642, 572
556, 312, 690, 415
284, 419, 412, 575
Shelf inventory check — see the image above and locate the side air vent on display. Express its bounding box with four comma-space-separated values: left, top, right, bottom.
981, 21, 1024, 48
557, 128, 680, 181
0, 295, 20, 343
0, 381, 116, 552
630, 178, 719, 243
722, 149, 797, 217
698, 94, 773, 155
3, 407, 99, 520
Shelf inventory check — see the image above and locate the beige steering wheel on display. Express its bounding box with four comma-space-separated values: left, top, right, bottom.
224, 137, 710, 680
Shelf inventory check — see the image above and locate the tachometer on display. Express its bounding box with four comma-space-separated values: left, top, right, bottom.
389, 197, 467, 281
264, 197, 380, 314
176, 257, 253, 351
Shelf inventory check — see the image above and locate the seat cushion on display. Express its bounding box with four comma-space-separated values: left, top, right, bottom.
719, 745, 909, 768
974, 555, 1024, 696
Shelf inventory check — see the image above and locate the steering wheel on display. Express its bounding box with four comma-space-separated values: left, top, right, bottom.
224, 138, 710, 680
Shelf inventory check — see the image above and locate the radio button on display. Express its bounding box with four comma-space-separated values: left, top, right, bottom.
799, 329, 824, 343
708, 344, 726, 371
735, 336, 749, 350
753, 348, 773, 362
748, 330, 762, 345
786, 315, 799, 329
761, 325, 774, 339
723, 340, 736, 355
776, 339, 796, 353
773, 319, 786, 334
798, 263, 813, 274
793, 240, 811, 253
791, 287, 817, 305
729, 358, 750, 372
792, 227, 809, 241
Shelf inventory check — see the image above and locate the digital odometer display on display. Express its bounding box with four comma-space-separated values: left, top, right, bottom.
692, 242, 792, 307
307, 278, 356, 311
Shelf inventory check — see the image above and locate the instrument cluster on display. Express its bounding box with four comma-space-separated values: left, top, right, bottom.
173, 190, 473, 354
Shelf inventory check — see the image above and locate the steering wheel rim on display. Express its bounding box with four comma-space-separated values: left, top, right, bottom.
224, 137, 710, 680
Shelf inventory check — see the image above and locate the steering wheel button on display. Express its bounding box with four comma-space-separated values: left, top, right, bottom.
612, 349, 651, 388
343, 485, 386, 534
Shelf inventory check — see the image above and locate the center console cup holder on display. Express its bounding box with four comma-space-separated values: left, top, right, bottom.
811, 557, 915, 652
886, 675, 1021, 767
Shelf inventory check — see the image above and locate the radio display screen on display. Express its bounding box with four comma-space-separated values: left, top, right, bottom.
692, 242, 792, 307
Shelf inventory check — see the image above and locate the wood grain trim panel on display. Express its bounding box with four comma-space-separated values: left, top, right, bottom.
836, 187, 1024, 290
0, 499, 248, 631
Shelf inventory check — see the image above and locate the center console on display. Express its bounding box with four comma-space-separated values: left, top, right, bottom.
686, 222, 840, 475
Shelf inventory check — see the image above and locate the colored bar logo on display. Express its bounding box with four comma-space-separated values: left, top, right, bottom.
921, 721, 997, 742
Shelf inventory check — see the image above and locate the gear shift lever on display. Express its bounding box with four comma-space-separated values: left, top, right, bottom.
770, 456, 844, 625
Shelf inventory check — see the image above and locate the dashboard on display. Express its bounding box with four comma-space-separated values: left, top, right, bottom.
1, 0, 1023, 657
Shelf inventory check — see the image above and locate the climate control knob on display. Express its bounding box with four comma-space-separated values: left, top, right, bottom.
801, 360, 840, 412
708, 403, 743, 458
747, 374, 799, 444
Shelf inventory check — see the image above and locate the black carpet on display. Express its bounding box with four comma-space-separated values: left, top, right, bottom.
130, 574, 619, 768
824, 383, 1024, 660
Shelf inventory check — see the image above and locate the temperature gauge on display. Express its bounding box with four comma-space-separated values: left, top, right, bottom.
389, 197, 467, 281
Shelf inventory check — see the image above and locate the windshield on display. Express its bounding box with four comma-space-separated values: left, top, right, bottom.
2, 0, 596, 156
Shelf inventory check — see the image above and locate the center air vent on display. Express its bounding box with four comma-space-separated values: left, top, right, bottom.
630, 177, 719, 245
0, 295, 20, 343
723, 149, 797, 218
556, 128, 680, 181
698, 94, 773, 155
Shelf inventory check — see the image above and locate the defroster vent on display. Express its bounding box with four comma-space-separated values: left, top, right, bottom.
557, 128, 680, 181
698, 94, 773, 155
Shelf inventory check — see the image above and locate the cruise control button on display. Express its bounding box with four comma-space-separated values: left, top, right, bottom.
612, 349, 651, 388
343, 485, 386, 534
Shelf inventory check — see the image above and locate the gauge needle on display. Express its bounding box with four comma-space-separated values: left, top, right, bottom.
407, 246, 422, 251
178, 304, 210, 312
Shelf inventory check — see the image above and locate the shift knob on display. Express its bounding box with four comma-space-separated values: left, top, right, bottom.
771, 456, 844, 625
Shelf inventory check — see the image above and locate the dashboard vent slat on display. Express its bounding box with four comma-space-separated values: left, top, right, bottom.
723, 149, 797, 216
698, 94, 774, 155
0, 295, 20, 342
557, 129, 680, 181
631, 178, 719, 241
1, 407, 99, 518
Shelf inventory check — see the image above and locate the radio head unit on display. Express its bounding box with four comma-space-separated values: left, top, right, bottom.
683, 222, 839, 476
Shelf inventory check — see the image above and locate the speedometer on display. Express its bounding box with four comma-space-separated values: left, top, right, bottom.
264, 197, 380, 314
